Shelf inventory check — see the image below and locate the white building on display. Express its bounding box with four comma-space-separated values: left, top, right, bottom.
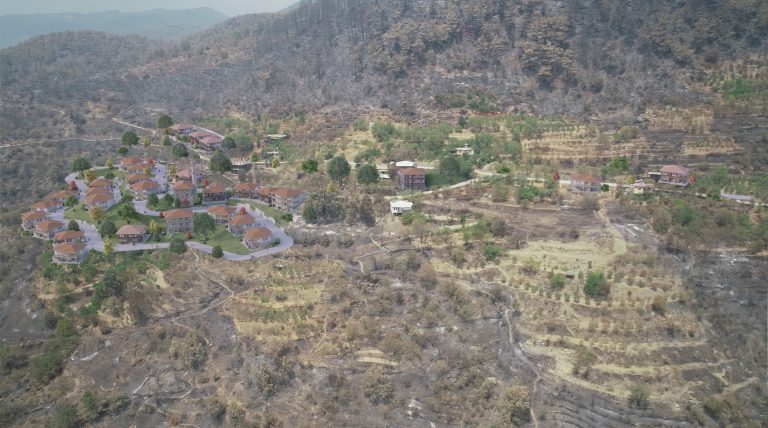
395, 160, 415, 168
454, 144, 474, 156
390, 200, 414, 215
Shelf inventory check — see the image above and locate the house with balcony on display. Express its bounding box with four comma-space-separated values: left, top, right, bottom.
117, 224, 149, 244
270, 188, 307, 212
172, 180, 197, 207
228, 213, 257, 236
21, 211, 48, 231
31, 199, 63, 213
569, 173, 601, 193
129, 180, 160, 199
52, 242, 89, 264
243, 227, 274, 250
34, 220, 65, 240
234, 182, 259, 199
396, 168, 427, 191
84, 192, 116, 211
164, 209, 193, 234
208, 206, 237, 225
659, 165, 690, 187
202, 185, 228, 205
53, 230, 85, 244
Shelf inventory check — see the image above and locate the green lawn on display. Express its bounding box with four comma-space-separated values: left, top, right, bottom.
93, 168, 127, 179
170, 225, 250, 255
228, 199, 289, 225
65, 202, 164, 238
64, 204, 91, 222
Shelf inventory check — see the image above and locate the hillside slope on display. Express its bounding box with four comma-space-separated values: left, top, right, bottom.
0, 0, 766, 118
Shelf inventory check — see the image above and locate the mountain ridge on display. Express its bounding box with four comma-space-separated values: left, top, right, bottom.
0, 7, 228, 49
0, 0, 766, 120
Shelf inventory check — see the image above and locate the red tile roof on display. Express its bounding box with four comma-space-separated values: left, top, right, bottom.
54, 230, 84, 241
36, 220, 65, 231
85, 193, 113, 204
203, 186, 226, 194
127, 173, 152, 183
117, 224, 147, 236
22, 211, 47, 222
131, 181, 159, 191
661, 165, 689, 175
53, 242, 87, 254
31, 200, 61, 210
244, 227, 271, 241
571, 173, 600, 184
173, 180, 196, 190
399, 168, 427, 176
121, 157, 143, 166
271, 188, 305, 198
230, 213, 256, 226
208, 206, 236, 216
89, 178, 113, 187
86, 187, 112, 197
164, 209, 193, 219
50, 190, 77, 200
234, 182, 259, 192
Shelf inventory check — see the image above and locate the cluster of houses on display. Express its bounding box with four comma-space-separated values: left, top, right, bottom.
158, 207, 275, 250
569, 164, 692, 193
169, 123, 223, 152
21, 188, 91, 264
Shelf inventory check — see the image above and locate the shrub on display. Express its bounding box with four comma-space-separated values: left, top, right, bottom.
170, 236, 186, 254
550, 272, 565, 289
495, 383, 531, 426
628, 384, 650, 409
362, 366, 394, 404
211, 246, 223, 259
584, 271, 610, 297
483, 243, 503, 261
651, 296, 667, 316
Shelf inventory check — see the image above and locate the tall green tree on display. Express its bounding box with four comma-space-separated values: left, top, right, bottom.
356, 164, 379, 185
157, 115, 173, 129
221, 137, 237, 150
99, 219, 116, 237
67, 220, 80, 231
121, 131, 139, 146
439, 155, 462, 181
71, 157, 91, 174
171, 143, 189, 158
193, 213, 216, 242
209, 150, 233, 173
327, 156, 351, 185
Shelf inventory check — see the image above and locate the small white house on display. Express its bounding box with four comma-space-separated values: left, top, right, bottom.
390, 200, 414, 215
454, 144, 474, 156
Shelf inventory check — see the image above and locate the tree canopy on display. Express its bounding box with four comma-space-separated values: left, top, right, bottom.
172, 143, 189, 158
170, 236, 187, 254
71, 157, 91, 173
121, 131, 139, 146
327, 156, 351, 184
193, 213, 216, 241
357, 164, 379, 185
209, 150, 233, 173
157, 114, 173, 129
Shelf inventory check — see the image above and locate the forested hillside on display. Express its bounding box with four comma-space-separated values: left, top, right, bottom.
1, 0, 766, 118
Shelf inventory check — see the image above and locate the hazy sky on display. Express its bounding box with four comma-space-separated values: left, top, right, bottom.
0, 0, 297, 17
